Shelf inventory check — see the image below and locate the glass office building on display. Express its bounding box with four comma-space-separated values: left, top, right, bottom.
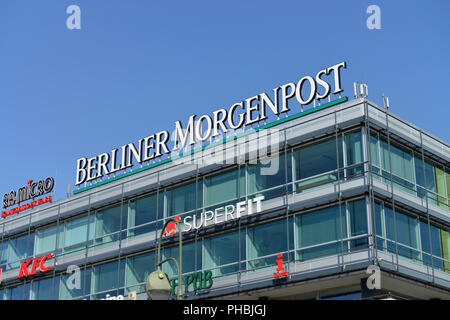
0, 96, 449, 300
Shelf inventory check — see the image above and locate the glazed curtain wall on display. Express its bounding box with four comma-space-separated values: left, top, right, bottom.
2, 198, 449, 300
374, 200, 450, 273
0, 127, 448, 298
369, 131, 450, 210
0, 198, 369, 300
0, 129, 364, 274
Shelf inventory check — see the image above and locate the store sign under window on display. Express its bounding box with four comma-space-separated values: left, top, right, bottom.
1, 177, 54, 219
17, 253, 54, 279
171, 270, 213, 296
163, 196, 265, 235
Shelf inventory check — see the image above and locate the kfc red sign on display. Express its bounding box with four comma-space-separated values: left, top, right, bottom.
17, 253, 54, 279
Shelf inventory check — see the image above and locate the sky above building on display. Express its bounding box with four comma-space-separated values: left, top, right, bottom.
0, 0, 449, 202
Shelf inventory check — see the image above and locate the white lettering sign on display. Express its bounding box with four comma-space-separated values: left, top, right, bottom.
75, 62, 347, 186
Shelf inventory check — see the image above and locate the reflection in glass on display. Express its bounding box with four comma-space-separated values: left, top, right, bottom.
296, 205, 346, 261
204, 230, 242, 276
126, 251, 155, 293
248, 219, 286, 268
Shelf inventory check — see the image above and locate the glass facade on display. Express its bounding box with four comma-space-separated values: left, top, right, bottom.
374, 199, 450, 272
203, 229, 245, 276
0, 126, 448, 300
370, 131, 450, 210
0, 198, 368, 300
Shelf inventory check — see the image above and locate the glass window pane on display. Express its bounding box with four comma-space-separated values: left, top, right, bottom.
435, 166, 447, 209
297, 206, 346, 252
428, 225, 443, 270
166, 182, 197, 216
420, 220, 431, 254
345, 131, 364, 178
348, 200, 368, 249
380, 138, 390, 172
414, 154, 426, 197
8, 233, 31, 267
441, 229, 450, 272
395, 210, 419, 250
6, 283, 30, 300
369, 133, 380, 167
374, 201, 383, 238
349, 200, 367, 236
35, 225, 58, 255
248, 219, 286, 268
247, 152, 288, 196
446, 168, 450, 207
64, 215, 88, 249
95, 205, 122, 243
295, 137, 343, 181
204, 230, 240, 276
345, 131, 363, 165
430, 225, 442, 258
294, 137, 343, 193
60, 267, 90, 300
415, 155, 438, 192
384, 206, 395, 241
32, 276, 60, 300
126, 251, 155, 291
204, 169, 240, 206
424, 160, 437, 192
391, 143, 414, 181
0, 241, 7, 265
163, 241, 197, 278
129, 194, 157, 236
240, 229, 246, 266
92, 260, 119, 294
393, 209, 420, 261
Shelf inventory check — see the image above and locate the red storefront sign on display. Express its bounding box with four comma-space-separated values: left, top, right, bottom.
273, 253, 288, 278
17, 253, 54, 279
1, 195, 52, 219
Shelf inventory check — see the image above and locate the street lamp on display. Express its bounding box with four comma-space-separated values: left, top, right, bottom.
146, 217, 183, 300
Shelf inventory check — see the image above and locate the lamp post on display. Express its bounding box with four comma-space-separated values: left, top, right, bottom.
146, 217, 183, 300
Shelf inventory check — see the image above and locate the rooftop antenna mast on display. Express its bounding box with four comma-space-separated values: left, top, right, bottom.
382, 94, 390, 110
353, 81, 368, 98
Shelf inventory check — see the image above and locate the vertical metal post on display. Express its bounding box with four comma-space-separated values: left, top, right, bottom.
156, 218, 183, 300
238, 214, 242, 289
116, 184, 124, 297
155, 171, 160, 271
283, 129, 291, 270
195, 164, 199, 274
420, 130, 435, 282
179, 221, 182, 300
53, 205, 62, 300
385, 107, 400, 271
364, 100, 378, 264
335, 111, 345, 268
83, 193, 91, 298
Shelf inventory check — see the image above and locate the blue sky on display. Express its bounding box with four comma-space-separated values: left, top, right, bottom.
0, 0, 449, 202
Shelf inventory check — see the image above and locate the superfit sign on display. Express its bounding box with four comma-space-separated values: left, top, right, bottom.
1, 177, 55, 219
75, 62, 347, 186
